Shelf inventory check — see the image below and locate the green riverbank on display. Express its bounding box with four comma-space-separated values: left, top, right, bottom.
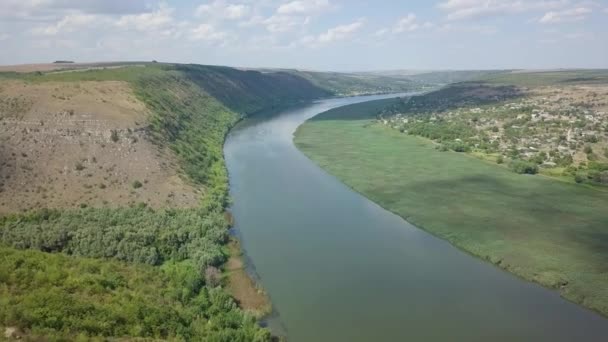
294, 98, 608, 317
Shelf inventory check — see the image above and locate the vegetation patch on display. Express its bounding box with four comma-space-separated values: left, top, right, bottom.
0, 63, 332, 340
295, 97, 608, 318
0, 245, 270, 341
379, 71, 608, 186
224, 240, 272, 319
0, 62, 425, 339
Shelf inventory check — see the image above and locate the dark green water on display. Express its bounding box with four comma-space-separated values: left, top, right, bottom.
224, 95, 608, 342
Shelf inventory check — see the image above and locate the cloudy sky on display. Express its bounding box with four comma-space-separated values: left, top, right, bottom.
1, 0, 607, 70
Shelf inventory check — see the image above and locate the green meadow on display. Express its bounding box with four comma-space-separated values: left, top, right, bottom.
294, 98, 608, 317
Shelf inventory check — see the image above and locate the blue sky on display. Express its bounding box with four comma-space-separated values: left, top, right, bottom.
1, 0, 607, 70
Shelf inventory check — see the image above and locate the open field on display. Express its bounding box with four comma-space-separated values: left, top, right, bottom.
295, 98, 608, 317
0, 61, 151, 73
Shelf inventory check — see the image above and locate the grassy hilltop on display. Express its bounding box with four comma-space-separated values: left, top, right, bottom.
294, 70, 608, 318
0, 62, 420, 340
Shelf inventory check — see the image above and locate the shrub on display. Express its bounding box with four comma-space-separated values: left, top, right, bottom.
584, 145, 593, 154
75, 162, 85, 171
584, 135, 599, 143
588, 162, 608, 172
509, 160, 538, 175
110, 130, 119, 143
600, 171, 608, 185
204, 266, 222, 287
132, 180, 143, 189
496, 156, 504, 164
556, 154, 573, 167
575, 172, 586, 183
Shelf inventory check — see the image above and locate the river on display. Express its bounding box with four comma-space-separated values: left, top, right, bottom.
223, 94, 608, 342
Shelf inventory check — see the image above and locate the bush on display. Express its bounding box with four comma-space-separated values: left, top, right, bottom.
556, 154, 573, 167
0, 207, 229, 270
575, 172, 586, 183
132, 180, 143, 189
496, 156, 504, 164
110, 130, 120, 142
584, 135, 599, 143
601, 171, 608, 185
75, 162, 85, 171
584, 145, 593, 154
509, 160, 538, 175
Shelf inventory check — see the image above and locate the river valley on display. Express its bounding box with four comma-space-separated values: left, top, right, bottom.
224, 94, 608, 342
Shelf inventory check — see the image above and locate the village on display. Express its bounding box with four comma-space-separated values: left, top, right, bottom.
380, 82, 608, 184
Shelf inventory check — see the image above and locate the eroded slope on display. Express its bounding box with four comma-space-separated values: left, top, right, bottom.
0, 80, 199, 213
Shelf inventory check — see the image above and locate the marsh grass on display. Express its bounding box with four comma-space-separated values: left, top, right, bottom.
295, 98, 608, 317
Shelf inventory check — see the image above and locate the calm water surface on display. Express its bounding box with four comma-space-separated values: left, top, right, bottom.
224, 94, 608, 342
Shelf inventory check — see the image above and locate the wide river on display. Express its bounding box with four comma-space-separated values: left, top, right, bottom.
224, 94, 608, 342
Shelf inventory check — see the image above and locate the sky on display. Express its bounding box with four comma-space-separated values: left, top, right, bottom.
0, 0, 607, 71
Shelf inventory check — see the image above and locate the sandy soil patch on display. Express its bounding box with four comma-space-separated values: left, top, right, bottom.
225, 240, 271, 318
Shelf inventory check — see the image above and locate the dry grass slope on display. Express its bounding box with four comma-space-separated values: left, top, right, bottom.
0, 80, 199, 213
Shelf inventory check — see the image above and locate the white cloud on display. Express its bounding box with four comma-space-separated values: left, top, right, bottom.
196, 1, 250, 20
394, 14, 419, 33
257, 0, 332, 33
374, 14, 433, 38
263, 14, 309, 32
32, 13, 102, 36
318, 19, 364, 43
437, 0, 568, 20
277, 0, 331, 15
190, 23, 228, 42
115, 4, 175, 32
392, 14, 433, 33
295, 19, 365, 48
539, 7, 592, 23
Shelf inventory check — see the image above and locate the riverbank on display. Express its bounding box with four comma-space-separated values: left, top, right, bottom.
225, 238, 272, 318
294, 98, 608, 318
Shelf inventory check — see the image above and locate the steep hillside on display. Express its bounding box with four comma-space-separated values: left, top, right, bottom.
0, 63, 340, 340
287, 70, 419, 96
178, 64, 331, 114
404, 70, 508, 85
0, 79, 200, 213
